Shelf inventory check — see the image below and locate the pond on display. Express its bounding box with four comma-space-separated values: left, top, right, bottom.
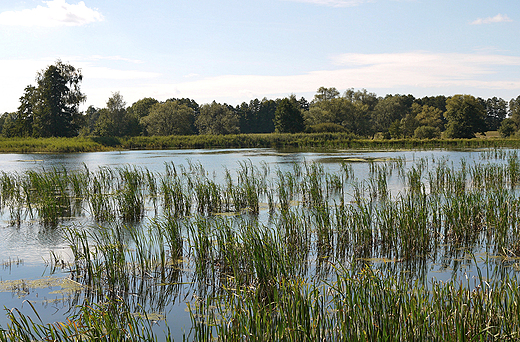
1, 147, 519, 340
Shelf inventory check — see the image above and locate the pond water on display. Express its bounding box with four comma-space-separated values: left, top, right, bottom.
0, 147, 517, 339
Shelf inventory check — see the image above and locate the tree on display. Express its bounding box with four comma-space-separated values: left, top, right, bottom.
485, 97, 507, 131
127, 97, 159, 135
509, 96, 520, 128
1, 112, 23, 137
414, 126, 441, 139
237, 98, 277, 134
371, 95, 414, 134
498, 118, 517, 137
444, 95, 486, 138
31, 60, 85, 137
313, 87, 340, 103
344, 88, 379, 112
7, 86, 38, 137
141, 101, 195, 136
274, 97, 305, 133
195, 101, 239, 135
127, 98, 159, 119
79, 105, 101, 136
94, 92, 133, 137
415, 95, 447, 113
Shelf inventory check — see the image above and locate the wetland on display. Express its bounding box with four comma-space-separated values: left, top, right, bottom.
1, 147, 520, 341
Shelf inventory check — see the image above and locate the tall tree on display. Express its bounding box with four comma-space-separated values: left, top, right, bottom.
444, 95, 486, 138
313, 87, 340, 103
274, 97, 305, 133
94, 92, 133, 137
127, 97, 159, 135
12, 86, 37, 137
141, 101, 195, 136
371, 95, 413, 134
196, 101, 239, 135
344, 88, 379, 112
485, 97, 507, 131
31, 60, 85, 137
510, 95, 520, 128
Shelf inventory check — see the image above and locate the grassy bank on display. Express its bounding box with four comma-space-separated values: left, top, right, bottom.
2, 133, 520, 153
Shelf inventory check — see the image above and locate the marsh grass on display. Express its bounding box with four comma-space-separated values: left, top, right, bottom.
4, 150, 520, 340
0, 298, 170, 341
6, 134, 520, 153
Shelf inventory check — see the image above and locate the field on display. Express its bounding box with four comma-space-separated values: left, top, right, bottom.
1, 148, 520, 340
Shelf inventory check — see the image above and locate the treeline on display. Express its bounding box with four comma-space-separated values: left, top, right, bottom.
2, 61, 520, 140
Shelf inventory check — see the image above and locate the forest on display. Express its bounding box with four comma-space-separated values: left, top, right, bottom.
2, 60, 520, 140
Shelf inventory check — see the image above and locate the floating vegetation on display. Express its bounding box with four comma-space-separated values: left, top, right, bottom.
0, 277, 83, 299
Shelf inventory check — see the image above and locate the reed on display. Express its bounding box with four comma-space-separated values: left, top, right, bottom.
4, 150, 520, 340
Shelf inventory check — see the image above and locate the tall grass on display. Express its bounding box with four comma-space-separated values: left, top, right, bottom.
4, 149, 520, 340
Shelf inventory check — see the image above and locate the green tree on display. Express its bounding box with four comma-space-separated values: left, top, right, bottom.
1, 112, 22, 137
196, 101, 239, 135
274, 97, 305, 133
9, 86, 38, 137
313, 87, 340, 102
127, 97, 159, 135
79, 105, 100, 136
30, 61, 85, 137
371, 95, 413, 134
416, 95, 447, 113
94, 92, 133, 137
141, 101, 195, 136
444, 95, 486, 138
498, 118, 517, 137
485, 97, 507, 131
414, 126, 441, 139
509, 96, 520, 128
128, 98, 159, 119
344, 88, 379, 112
0, 113, 6, 134
237, 98, 277, 134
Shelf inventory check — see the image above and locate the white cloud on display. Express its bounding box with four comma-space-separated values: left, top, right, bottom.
2, 52, 520, 112
89, 55, 144, 64
282, 0, 373, 7
0, 0, 103, 27
471, 14, 512, 25
146, 52, 520, 102
0, 57, 159, 112
83, 67, 160, 80
183, 73, 201, 78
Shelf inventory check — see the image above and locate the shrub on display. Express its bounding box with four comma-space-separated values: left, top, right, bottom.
414, 126, 441, 139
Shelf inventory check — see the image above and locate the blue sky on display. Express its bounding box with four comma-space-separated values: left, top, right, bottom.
1, 0, 519, 112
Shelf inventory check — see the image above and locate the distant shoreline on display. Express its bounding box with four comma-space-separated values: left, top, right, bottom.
0, 133, 519, 153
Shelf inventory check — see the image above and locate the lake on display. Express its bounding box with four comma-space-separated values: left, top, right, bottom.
0, 147, 518, 340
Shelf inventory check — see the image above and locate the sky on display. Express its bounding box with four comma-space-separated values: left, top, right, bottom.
1, 0, 520, 112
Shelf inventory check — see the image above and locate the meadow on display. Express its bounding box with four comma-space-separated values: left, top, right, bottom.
1, 148, 520, 340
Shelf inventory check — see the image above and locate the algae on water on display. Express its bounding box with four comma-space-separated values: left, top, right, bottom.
0, 277, 84, 298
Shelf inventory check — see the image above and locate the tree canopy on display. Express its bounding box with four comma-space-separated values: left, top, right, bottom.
141, 101, 195, 136
444, 95, 486, 139
274, 97, 305, 133
3, 62, 520, 139
196, 101, 239, 135
13, 61, 86, 137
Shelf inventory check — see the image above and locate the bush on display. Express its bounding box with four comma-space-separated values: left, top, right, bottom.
499, 118, 517, 137
414, 126, 441, 139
